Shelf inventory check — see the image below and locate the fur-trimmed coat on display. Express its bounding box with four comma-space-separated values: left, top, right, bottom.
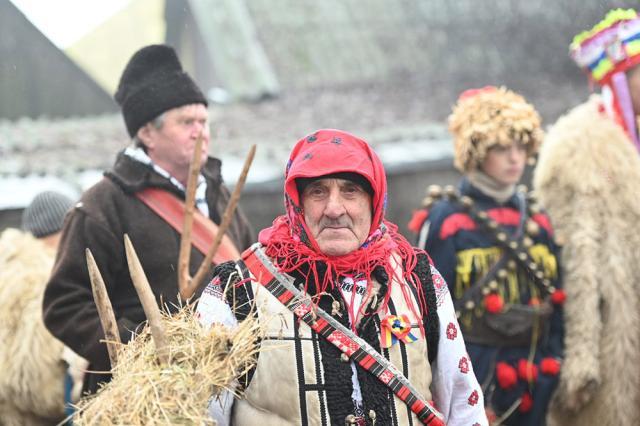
534, 96, 640, 426
0, 229, 66, 425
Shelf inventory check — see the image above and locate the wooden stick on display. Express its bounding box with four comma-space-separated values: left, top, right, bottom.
178, 133, 204, 298
86, 249, 121, 367
123, 234, 170, 365
182, 144, 257, 300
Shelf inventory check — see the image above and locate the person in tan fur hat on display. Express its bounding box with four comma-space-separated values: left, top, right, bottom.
410, 86, 565, 425
534, 9, 640, 426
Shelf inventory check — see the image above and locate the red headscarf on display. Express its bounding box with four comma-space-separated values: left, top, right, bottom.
258, 129, 427, 318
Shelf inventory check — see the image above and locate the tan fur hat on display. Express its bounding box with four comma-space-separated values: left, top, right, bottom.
448, 86, 544, 172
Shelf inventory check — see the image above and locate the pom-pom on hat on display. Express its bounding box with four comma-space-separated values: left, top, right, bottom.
115, 44, 208, 137
21, 191, 74, 238
448, 86, 543, 172
571, 9, 640, 86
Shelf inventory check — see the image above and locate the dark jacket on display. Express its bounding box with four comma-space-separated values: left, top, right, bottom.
42, 151, 254, 394
418, 178, 563, 425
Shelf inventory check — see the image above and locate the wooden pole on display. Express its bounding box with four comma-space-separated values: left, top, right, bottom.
184, 144, 256, 299
86, 249, 121, 367
178, 133, 204, 298
123, 234, 170, 365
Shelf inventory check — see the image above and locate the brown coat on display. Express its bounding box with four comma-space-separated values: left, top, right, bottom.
42, 151, 254, 394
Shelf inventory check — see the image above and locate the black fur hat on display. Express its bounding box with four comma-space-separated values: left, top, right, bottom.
114, 44, 207, 137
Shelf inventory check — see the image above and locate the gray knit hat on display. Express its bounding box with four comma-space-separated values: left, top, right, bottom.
22, 191, 74, 238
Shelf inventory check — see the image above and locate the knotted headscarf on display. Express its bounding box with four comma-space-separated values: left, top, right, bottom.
258, 129, 427, 318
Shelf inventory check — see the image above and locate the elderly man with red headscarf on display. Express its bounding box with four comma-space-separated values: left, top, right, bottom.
197, 129, 487, 426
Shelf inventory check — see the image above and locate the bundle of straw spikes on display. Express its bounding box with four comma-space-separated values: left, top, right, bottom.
73, 305, 261, 425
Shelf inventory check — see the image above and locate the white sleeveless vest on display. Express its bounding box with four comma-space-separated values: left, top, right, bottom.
232, 260, 433, 426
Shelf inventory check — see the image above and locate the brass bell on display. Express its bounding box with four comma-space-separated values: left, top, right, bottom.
369, 410, 377, 421
345, 414, 357, 425
428, 185, 442, 198
496, 232, 507, 242
507, 260, 517, 270
489, 280, 498, 290
444, 185, 457, 198
497, 269, 508, 279
535, 270, 545, 279
487, 220, 498, 230
523, 236, 533, 248
526, 220, 540, 236
460, 195, 474, 209
477, 211, 489, 220
528, 262, 538, 270
529, 204, 541, 214
548, 286, 556, 293
482, 287, 490, 295
518, 252, 528, 261
508, 241, 518, 250
341, 353, 350, 363
543, 279, 551, 287
465, 300, 475, 310
422, 196, 435, 208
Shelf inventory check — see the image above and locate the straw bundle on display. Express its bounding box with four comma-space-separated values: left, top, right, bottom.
74, 304, 261, 425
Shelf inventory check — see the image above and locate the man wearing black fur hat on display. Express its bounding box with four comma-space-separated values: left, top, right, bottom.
42, 44, 254, 394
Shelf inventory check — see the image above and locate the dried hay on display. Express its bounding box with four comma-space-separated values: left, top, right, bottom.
73, 304, 261, 425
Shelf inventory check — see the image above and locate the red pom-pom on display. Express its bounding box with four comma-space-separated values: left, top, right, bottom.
519, 392, 533, 413
496, 361, 518, 389
408, 209, 429, 233
517, 359, 538, 382
551, 289, 566, 305
540, 357, 561, 376
484, 293, 504, 313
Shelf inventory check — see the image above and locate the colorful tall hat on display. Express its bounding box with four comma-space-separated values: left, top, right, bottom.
570, 9, 640, 85
448, 86, 543, 172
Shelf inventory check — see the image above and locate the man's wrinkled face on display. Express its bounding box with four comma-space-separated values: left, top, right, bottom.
301, 178, 372, 256
137, 103, 210, 176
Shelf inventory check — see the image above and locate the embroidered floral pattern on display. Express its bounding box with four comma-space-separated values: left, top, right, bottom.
458, 356, 469, 374
446, 322, 458, 340
468, 389, 479, 406
431, 265, 449, 307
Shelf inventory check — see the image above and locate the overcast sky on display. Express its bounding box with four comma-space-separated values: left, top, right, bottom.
10, 0, 131, 48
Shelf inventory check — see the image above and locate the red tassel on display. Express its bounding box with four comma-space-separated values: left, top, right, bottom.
540, 357, 561, 376
496, 361, 518, 389
407, 209, 429, 233
519, 392, 533, 413
551, 289, 566, 305
484, 293, 504, 314
517, 359, 538, 382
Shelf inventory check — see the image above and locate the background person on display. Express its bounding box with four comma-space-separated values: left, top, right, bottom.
411, 87, 564, 425
43, 44, 254, 395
